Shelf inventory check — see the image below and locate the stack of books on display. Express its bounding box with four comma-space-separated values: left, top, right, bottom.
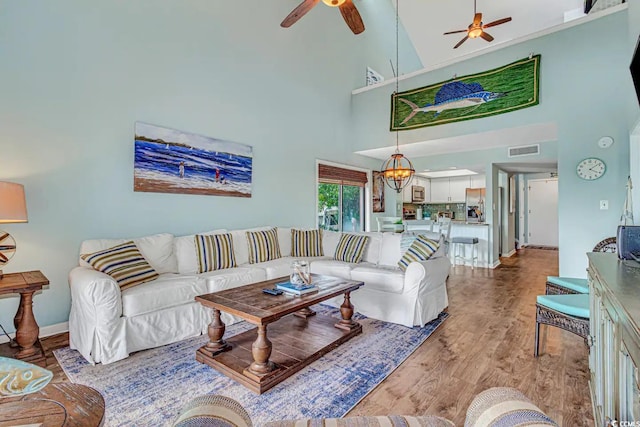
276, 281, 318, 295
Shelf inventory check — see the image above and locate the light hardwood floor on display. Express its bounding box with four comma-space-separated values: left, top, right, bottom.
40, 248, 592, 425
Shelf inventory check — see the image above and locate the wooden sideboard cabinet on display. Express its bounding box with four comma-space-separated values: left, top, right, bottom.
588, 253, 640, 425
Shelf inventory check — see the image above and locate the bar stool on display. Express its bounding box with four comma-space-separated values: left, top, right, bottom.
451, 236, 479, 269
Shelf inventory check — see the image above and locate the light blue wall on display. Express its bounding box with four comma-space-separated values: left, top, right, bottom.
352, 11, 631, 278
0, 1, 420, 331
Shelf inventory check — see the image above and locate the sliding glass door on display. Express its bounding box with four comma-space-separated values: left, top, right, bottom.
317, 163, 367, 232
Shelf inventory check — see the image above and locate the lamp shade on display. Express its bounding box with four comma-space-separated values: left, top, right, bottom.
0, 182, 28, 224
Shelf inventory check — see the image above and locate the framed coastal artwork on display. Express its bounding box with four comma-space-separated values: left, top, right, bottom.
134, 122, 252, 197
372, 171, 385, 212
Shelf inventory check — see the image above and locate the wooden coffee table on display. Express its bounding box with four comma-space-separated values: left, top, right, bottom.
195, 274, 364, 394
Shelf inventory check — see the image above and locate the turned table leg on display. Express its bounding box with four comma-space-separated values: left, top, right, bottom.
294, 307, 316, 318
335, 291, 359, 331
203, 309, 230, 356
15, 291, 40, 358
247, 325, 275, 376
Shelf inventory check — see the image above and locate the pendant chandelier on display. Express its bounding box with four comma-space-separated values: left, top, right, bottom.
381, 0, 415, 193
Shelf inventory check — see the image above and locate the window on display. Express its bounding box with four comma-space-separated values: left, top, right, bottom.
317, 163, 367, 232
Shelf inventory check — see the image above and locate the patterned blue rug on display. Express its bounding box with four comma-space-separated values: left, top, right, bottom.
54, 306, 448, 426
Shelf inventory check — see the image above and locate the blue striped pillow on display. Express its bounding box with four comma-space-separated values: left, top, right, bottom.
291, 229, 324, 257
81, 241, 159, 290
246, 228, 282, 264
334, 234, 369, 263
195, 233, 236, 273
398, 235, 440, 271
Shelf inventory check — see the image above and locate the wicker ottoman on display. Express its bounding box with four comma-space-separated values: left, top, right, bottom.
465, 387, 558, 426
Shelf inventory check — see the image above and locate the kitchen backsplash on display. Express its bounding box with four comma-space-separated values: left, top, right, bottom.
404, 202, 466, 220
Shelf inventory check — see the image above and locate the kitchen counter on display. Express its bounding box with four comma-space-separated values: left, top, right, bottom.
449, 222, 491, 268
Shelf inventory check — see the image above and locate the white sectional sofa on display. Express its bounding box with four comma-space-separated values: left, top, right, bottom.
69, 227, 451, 365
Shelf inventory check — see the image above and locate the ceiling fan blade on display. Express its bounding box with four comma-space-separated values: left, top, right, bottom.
339, 0, 365, 34
281, 0, 321, 28
480, 31, 494, 42
454, 35, 469, 49
473, 13, 482, 26
443, 29, 468, 35
483, 17, 512, 29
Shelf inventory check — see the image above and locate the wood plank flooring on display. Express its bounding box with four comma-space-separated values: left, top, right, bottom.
39, 248, 592, 425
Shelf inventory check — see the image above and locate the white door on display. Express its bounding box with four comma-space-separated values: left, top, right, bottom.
528, 179, 559, 246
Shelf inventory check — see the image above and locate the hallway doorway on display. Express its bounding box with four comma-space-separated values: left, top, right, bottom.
527, 178, 559, 247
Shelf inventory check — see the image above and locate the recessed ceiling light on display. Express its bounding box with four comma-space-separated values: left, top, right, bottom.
423, 169, 431, 172
448, 167, 457, 170
422, 169, 478, 178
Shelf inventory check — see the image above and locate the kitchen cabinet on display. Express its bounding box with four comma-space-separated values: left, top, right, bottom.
430, 177, 468, 203
470, 174, 486, 188
588, 253, 640, 425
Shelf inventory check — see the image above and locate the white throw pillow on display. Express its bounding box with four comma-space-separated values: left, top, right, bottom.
277, 227, 292, 257
79, 233, 177, 274
322, 230, 341, 257
174, 229, 227, 274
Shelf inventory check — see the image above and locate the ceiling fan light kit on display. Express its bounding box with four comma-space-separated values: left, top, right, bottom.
322, 0, 346, 6
444, 0, 512, 49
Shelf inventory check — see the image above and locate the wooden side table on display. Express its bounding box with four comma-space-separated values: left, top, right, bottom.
0, 270, 48, 366
0, 382, 105, 426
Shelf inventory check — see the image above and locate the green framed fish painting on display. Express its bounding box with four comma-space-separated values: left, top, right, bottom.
390, 55, 540, 131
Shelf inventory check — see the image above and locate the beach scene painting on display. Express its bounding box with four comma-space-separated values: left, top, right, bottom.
134, 122, 252, 198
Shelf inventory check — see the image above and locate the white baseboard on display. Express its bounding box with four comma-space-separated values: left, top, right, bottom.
0, 321, 69, 344
504, 249, 517, 258
491, 259, 501, 269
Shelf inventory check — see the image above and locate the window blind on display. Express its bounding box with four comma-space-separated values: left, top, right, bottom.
318, 164, 368, 187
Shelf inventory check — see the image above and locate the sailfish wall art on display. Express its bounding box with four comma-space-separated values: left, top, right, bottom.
390, 55, 540, 131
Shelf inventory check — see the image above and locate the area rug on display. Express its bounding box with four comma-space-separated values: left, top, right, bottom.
54, 306, 448, 427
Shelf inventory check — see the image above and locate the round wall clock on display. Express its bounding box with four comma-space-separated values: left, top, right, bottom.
576, 157, 606, 180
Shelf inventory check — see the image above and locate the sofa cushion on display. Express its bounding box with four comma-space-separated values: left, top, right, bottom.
310, 259, 356, 278
121, 273, 207, 317
201, 266, 267, 293
398, 236, 440, 272
291, 229, 323, 257
81, 241, 159, 291
379, 233, 402, 267
334, 234, 369, 263
246, 228, 282, 264
351, 264, 405, 294
79, 233, 177, 274
174, 229, 227, 274
195, 233, 236, 273
355, 232, 382, 264
277, 227, 292, 257
322, 230, 341, 257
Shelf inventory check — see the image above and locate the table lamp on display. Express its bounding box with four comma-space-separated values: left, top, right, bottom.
0, 182, 28, 279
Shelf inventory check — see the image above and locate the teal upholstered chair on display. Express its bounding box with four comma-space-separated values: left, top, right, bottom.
545, 237, 616, 295
535, 293, 590, 357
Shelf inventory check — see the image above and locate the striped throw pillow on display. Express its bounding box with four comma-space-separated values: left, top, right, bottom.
291, 229, 324, 257
195, 233, 236, 273
246, 228, 281, 264
334, 234, 369, 263
398, 235, 440, 271
81, 241, 159, 290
